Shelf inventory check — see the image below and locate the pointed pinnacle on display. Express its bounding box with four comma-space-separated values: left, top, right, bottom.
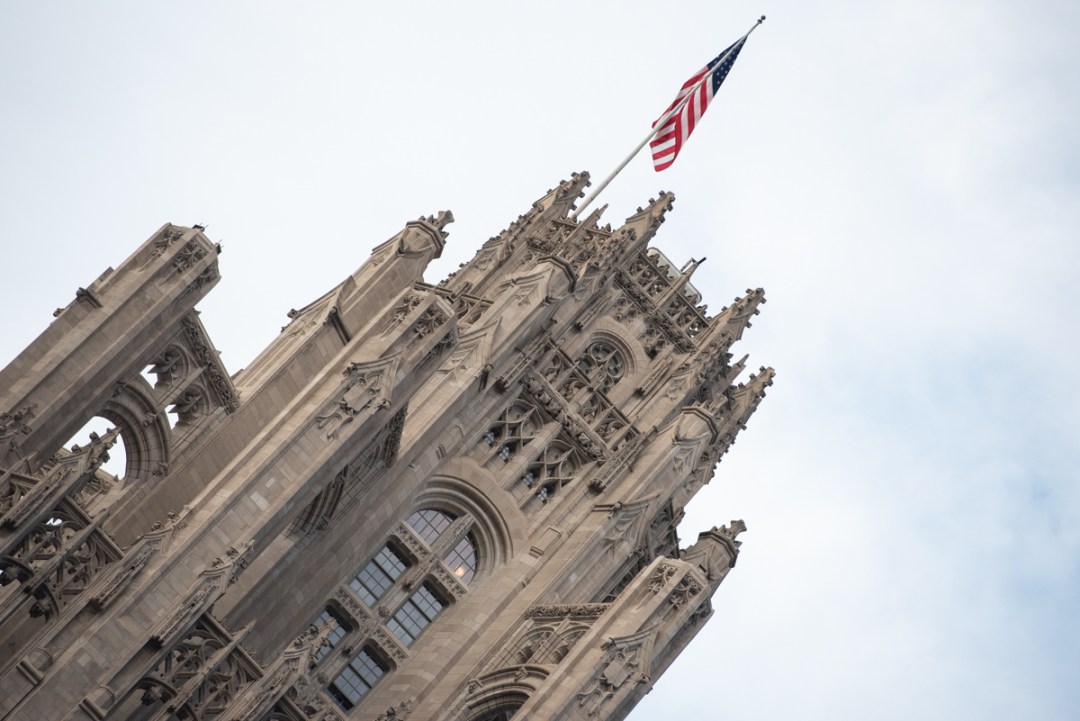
582, 203, 608, 229
536, 172, 592, 217
729, 366, 775, 426
616, 191, 676, 248
708, 287, 766, 343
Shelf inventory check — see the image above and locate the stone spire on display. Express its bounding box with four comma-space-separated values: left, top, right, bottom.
532, 171, 592, 219
698, 286, 766, 349
616, 191, 675, 250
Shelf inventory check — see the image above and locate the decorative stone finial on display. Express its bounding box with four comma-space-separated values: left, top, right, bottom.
718, 519, 747, 543
428, 210, 454, 231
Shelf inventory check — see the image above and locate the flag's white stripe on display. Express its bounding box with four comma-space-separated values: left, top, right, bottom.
651, 137, 677, 154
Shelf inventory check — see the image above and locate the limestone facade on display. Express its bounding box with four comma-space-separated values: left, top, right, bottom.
0, 173, 772, 721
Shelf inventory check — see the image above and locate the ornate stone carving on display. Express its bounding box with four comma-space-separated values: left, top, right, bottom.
666, 574, 703, 610
522, 374, 605, 460
144, 619, 260, 720
599, 497, 654, 553
5, 507, 120, 619
382, 291, 425, 333
180, 315, 239, 413
315, 363, 386, 442
225, 540, 255, 585
0, 404, 36, 442
493, 332, 553, 393
646, 562, 679, 595
411, 305, 448, 338
331, 586, 370, 626
0, 471, 38, 516
88, 541, 156, 611
150, 578, 220, 646
141, 224, 185, 268
574, 631, 652, 717
172, 239, 209, 273
430, 561, 467, 600
185, 264, 219, 296
150, 542, 242, 646
524, 603, 609, 619
719, 519, 747, 543
288, 674, 344, 721
374, 698, 413, 721
587, 431, 645, 493
372, 625, 409, 665
226, 664, 293, 721
436, 331, 486, 385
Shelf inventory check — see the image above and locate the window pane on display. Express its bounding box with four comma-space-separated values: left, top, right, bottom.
386, 615, 416, 645
388, 584, 444, 646
349, 545, 408, 606
442, 535, 477, 585
413, 585, 444, 618
351, 649, 387, 686
327, 665, 370, 710
406, 509, 453, 545
327, 648, 386, 710
374, 545, 408, 577
313, 608, 348, 663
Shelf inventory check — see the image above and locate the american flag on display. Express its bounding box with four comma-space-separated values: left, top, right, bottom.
650, 38, 747, 171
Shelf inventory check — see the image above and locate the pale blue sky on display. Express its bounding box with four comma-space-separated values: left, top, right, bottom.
2, 2, 1078, 719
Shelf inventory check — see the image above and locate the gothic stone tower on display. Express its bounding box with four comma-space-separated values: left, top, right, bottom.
0, 173, 772, 721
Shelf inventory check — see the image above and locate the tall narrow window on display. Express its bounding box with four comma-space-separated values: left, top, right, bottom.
349, 545, 408, 607
312, 607, 349, 664
387, 584, 445, 645
327, 647, 388, 710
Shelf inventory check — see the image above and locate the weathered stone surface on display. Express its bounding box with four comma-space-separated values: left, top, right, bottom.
0, 176, 772, 721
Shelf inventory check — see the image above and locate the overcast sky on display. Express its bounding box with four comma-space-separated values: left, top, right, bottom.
2, 2, 1078, 719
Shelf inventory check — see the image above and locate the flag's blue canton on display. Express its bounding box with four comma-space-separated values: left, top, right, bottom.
708, 40, 745, 94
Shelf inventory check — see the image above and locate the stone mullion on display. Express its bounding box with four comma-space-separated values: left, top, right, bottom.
383, 523, 435, 614
428, 514, 474, 558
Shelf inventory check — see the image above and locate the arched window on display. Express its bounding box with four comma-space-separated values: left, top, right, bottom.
407, 508, 478, 585
314, 502, 489, 711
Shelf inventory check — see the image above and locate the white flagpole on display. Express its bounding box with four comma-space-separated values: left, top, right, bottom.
569, 15, 765, 221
